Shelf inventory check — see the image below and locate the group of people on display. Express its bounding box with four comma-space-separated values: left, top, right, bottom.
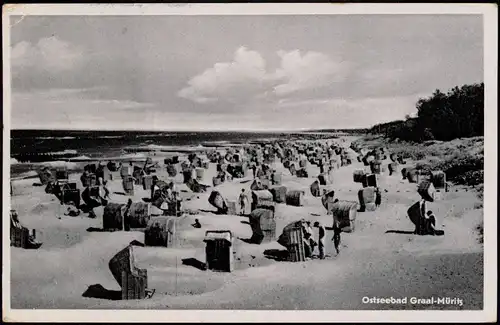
301, 220, 341, 260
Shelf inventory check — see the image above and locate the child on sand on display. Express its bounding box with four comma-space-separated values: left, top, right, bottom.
192, 218, 202, 228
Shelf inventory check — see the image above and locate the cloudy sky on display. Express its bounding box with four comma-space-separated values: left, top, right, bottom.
9, 14, 483, 131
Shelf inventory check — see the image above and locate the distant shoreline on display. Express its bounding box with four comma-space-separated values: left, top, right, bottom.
9, 128, 368, 134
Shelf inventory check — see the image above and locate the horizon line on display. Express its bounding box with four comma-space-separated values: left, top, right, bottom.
9, 127, 371, 133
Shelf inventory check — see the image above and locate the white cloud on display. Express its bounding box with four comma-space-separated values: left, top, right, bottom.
11, 36, 84, 72
178, 46, 347, 104
272, 50, 346, 96
178, 46, 270, 104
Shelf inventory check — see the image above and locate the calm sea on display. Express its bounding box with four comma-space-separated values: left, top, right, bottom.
10, 129, 300, 162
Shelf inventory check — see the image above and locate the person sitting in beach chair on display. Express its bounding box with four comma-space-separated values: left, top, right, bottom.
88, 208, 97, 219
64, 202, 81, 217
11, 210, 21, 228
424, 211, 437, 235
412, 199, 428, 235
298, 220, 313, 259
304, 221, 317, 253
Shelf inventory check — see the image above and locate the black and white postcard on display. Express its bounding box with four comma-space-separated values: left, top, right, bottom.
2, 3, 497, 323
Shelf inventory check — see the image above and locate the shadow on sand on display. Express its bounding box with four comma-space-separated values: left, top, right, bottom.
386, 230, 445, 236
82, 284, 121, 301
86, 227, 114, 232
32, 183, 44, 187
113, 191, 127, 196
240, 220, 251, 226
238, 237, 260, 245
142, 197, 152, 203
129, 240, 145, 247
385, 230, 416, 235
263, 249, 288, 262
79, 203, 97, 214
182, 258, 207, 271
199, 209, 218, 214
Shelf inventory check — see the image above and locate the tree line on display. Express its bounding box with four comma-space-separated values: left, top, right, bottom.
370, 82, 484, 142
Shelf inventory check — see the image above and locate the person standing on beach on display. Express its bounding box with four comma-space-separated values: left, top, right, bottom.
99, 179, 110, 204
123, 198, 133, 231
330, 201, 341, 255
319, 162, 325, 174
314, 221, 326, 259
332, 222, 341, 255
239, 189, 248, 215
252, 164, 257, 179
172, 191, 181, 216
375, 187, 382, 208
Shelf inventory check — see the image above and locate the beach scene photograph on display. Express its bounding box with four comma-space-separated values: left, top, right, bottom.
3, 4, 497, 322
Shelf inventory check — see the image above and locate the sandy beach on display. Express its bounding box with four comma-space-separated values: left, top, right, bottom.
9, 135, 483, 310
